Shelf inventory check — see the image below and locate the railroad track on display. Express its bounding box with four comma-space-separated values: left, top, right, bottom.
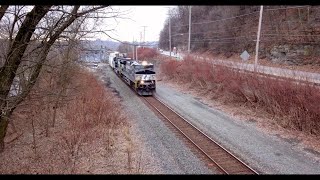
161, 52, 320, 87
142, 96, 258, 174
228, 65, 320, 87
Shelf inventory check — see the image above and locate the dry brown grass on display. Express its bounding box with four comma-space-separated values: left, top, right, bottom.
160, 56, 320, 136
128, 47, 159, 60
191, 52, 320, 74
0, 64, 142, 174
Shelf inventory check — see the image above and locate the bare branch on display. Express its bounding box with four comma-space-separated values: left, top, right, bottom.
8, 5, 110, 112
0, 5, 9, 22
0, 5, 52, 113
77, 6, 108, 17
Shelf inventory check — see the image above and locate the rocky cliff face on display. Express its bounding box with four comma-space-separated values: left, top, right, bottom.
268, 45, 320, 65
159, 6, 320, 65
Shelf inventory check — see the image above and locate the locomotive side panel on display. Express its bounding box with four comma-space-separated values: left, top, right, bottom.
108, 52, 120, 69
109, 57, 156, 96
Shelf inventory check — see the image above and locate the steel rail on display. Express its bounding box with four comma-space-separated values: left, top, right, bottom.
143, 96, 259, 174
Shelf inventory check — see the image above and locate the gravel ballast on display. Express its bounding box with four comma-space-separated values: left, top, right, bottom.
155, 82, 320, 174
95, 64, 212, 174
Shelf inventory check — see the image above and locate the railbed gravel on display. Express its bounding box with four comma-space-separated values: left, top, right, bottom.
95, 63, 212, 174
155, 81, 320, 174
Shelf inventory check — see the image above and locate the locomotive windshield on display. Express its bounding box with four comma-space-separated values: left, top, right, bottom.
136, 70, 155, 74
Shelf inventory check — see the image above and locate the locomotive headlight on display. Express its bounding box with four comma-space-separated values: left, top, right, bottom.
140, 80, 144, 84
142, 61, 148, 66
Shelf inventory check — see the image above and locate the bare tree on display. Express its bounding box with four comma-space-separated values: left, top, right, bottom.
0, 5, 109, 152
118, 41, 133, 54
0, 5, 9, 21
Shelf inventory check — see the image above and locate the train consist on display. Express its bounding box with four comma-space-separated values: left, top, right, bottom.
108, 52, 156, 96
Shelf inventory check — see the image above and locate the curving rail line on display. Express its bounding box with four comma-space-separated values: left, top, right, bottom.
142, 96, 259, 174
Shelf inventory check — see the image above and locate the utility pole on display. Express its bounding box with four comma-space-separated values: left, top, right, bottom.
142, 26, 147, 48
188, 6, 192, 53
169, 16, 171, 57
136, 45, 138, 61
132, 36, 135, 59
165, 7, 172, 57
140, 31, 142, 47
254, 5, 263, 73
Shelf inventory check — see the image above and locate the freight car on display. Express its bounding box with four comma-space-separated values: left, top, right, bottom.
109, 54, 156, 96
108, 51, 119, 70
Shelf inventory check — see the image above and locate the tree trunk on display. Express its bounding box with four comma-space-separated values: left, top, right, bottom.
52, 105, 57, 128
0, 5, 107, 153
0, 5, 9, 21
0, 6, 51, 153
0, 116, 9, 153
0, 6, 52, 104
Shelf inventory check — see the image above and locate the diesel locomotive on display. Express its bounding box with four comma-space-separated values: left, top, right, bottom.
108, 52, 156, 96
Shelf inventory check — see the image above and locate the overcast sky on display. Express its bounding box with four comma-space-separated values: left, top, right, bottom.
98, 6, 175, 42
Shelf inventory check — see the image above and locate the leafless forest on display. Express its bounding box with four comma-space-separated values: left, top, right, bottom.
0, 6, 144, 174
159, 6, 320, 65
1, 5, 320, 174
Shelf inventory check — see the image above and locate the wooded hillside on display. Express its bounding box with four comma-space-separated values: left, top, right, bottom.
159, 6, 320, 65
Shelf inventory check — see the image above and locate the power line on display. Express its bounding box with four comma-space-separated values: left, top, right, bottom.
171, 28, 255, 37
161, 6, 319, 52
172, 33, 320, 47
187, 32, 320, 43
171, 25, 246, 36
262, 33, 320, 37
264, 5, 311, 11
190, 41, 235, 44
259, 39, 318, 43
171, 29, 320, 45
172, 10, 259, 27
196, 35, 255, 40
177, 36, 320, 45
188, 5, 191, 53
193, 11, 259, 26
171, 5, 313, 28
141, 26, 147, 47
171, 21, 318, 37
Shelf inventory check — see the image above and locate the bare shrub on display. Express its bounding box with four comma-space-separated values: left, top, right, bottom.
159, 57, 181, 79
0, 64, 133, 174
160, 56, 320, 135
56, 68, 128, 173
137, 47, 159, 60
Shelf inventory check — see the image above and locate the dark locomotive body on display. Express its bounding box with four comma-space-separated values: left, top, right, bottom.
109, 52, 156, 96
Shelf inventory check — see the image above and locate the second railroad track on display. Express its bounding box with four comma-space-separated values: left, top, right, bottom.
142, 96, 259, 174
